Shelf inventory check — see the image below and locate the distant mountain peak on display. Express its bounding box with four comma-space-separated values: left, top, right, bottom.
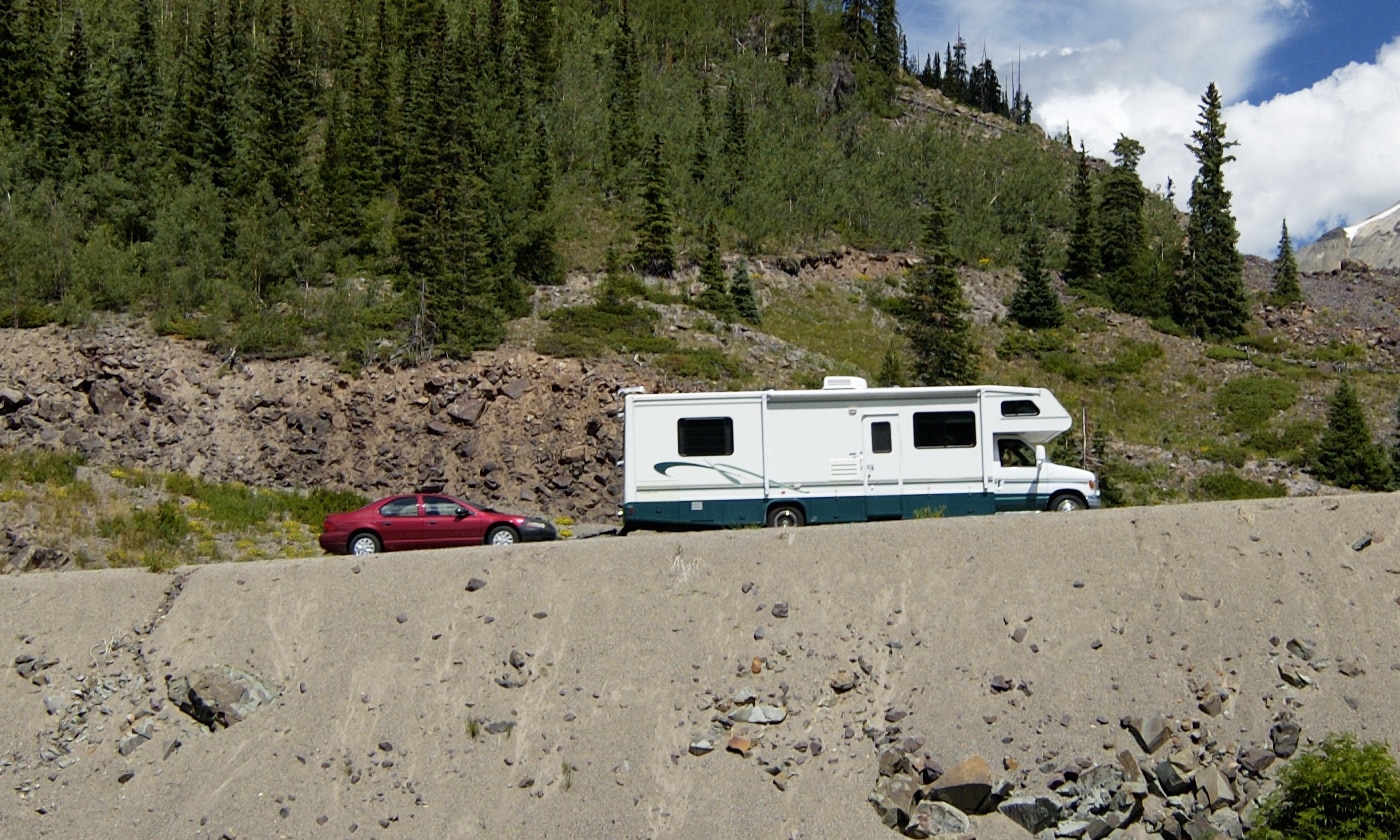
1298, 201, 1400, 272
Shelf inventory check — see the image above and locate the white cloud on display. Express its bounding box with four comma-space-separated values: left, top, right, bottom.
900, 1, 1400, 256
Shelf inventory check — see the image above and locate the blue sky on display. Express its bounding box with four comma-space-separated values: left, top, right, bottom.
900, 0, 1400, 256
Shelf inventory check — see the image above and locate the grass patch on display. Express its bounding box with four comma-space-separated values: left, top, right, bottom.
535, 301, 676, 358
164, 474, 366, 530
655, 348, 750, 382
0, 448, 84, 485
761, 282, 890, 377
1194, 472, 1287, 501
1215, 375, 1300, 433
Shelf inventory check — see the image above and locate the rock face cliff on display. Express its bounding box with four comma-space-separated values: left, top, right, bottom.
1297, 200, 1400, 272
0, 320, 668, 523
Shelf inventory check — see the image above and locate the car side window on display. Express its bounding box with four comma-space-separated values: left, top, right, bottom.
379, 497, 420, 517
423, 496, 461, 517
997, 438, 1036, 467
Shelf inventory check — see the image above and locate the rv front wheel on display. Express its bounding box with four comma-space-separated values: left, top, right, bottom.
1048, 493, 1086, 512
766, 505, 805, 528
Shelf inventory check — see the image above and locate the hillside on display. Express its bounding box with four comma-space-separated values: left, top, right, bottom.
6, 246, 1400, 571
3, 493, 1400, 838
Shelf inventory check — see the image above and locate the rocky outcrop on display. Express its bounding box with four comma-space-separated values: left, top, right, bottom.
0, 320, 667, 523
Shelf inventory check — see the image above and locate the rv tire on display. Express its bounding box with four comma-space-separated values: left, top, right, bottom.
1048, 493, 1086, 512
766, 505, 805, 528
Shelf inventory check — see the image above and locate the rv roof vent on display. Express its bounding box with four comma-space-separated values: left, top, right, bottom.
821, 376, 868, 390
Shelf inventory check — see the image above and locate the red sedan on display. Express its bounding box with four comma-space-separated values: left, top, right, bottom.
318, 493, 557, 555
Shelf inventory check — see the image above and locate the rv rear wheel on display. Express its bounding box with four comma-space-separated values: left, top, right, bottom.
766, 505, 805, 528
1048, 493, 1086, 512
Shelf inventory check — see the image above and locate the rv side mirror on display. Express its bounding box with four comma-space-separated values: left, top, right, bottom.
1034, 445, 1046, 466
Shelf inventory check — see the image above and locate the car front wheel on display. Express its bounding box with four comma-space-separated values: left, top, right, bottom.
350, 532, 382, 554
486, 526, 519, 546
1048, 493, 1087, 512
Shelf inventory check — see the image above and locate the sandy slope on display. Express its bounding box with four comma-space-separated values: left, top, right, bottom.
4, 494, 1400, 839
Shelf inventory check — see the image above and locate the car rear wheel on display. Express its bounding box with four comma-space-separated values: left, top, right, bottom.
350, 532, 382, 554
486, 526, 519, 546
1048, 493, 1087, 512
766, 505, 805, 528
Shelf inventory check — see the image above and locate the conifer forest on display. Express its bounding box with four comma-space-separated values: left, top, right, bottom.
0, 0, 1084, 364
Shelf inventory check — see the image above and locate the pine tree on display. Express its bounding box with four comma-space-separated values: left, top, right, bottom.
731, 258, 761, 324
1313, 378, 1392, 491
720, 78, 747, 198
111, 0, 161, 168
1064, 145, 1100, 290
775, 0, 814, 85
872, 0, 900, 79
875, 344, 907, 387
0, 0, 21, 128
168, 1, 237, 191
1172, 83, 1249, 339
607, 5, 640, 179
840, 0, 874, 60
1009, 226, 1063, 329
690, 82, 711, 183
695, 223, 736, 320
44, 12, 92, 175
246, 0, 306, 208
899, 200, 978, 386
1271, 219, 1303, 305
1099, 136, 1149, 314
633, 134, 675, 276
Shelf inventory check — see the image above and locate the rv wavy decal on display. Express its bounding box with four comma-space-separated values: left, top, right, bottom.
653, 462, 807, 493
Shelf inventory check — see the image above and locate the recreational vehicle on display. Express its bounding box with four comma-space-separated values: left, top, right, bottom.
618, 377, 1100, 531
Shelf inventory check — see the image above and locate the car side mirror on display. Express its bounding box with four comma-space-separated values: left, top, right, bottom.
456, 506, 471, 518
1035, 445, 1046, 466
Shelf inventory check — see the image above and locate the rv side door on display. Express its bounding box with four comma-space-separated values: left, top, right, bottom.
863, 415, 903, 519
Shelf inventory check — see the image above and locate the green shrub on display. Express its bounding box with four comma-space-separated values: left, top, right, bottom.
0, 448, 84, 485
100, 500, 191, 550
656, 348, 749, 382
1194, 472, 1286, 501
1245, 420, 1323, 463
1310, 340, 1366, 365
1097, 339, 1164, 380
998, 328, 1069, 360
1215, 375, 1300, 433
536, 302, 675, 358
1252, 733, 1400, 840
165, 474, 367, 529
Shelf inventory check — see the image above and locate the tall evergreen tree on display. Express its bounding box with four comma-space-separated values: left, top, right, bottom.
0, 0, 20, 128
775, 0, 814, 85
1098, 136, 1148, 313
1064, 145, 1100, 290
1009, 226, 1063, 329
899, 200, 978, 385
1172, 83, 1249, 338
695, 223, 736, 320
1271, 219, 1302, 305
1313, 378, 1392, 491
690, 82, 712, 184
168, 0, 237, 191
720, 78, 747, 200
731, 258, 761, 324
246, 0, 307, 208
606, 5, 640, 179
875, 343, 907, 387
112, 0, 161, 167
942, 38, 968, 103
43, 12, 92, 175
840, 0, 875, 60
872, 0, 900, 78
633, 134, 674, 276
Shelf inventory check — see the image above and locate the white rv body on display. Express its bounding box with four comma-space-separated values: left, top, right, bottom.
619, 377, 1099, 529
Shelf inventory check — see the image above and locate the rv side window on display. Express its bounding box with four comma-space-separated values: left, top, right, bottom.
871, 421, 892, 454
677, 417, 734, 457
912, 411, 976, 448
1001, 399, 1040, 417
